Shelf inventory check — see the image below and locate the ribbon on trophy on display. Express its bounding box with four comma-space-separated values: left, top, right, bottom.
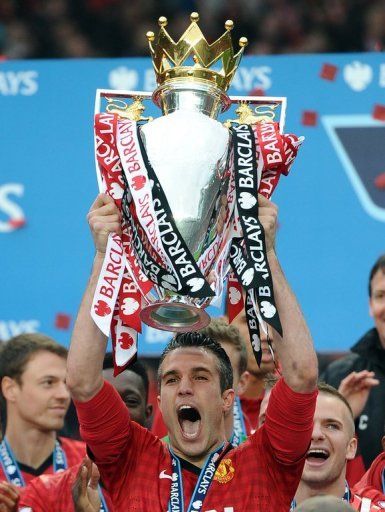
92, 109, 303, 373
92, 112, 217, 374
227, 121, 303, 364
93, 113, 144, 374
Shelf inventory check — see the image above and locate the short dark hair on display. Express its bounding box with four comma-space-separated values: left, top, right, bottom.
158, 331, 233, 392
0, 333, 67, 388
200, 318, 248, 375
103, 353, 149, 402
368, 254, 385, 297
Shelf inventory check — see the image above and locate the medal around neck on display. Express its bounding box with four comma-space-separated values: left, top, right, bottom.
91, 13, 304, 373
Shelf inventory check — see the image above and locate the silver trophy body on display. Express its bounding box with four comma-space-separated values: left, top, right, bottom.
139, 80, 231, 331
94, 83, 286, 332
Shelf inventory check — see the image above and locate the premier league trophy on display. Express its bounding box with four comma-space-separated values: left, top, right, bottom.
91, 13, 303, 372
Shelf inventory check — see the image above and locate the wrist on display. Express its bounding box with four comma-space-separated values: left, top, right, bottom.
267, 247, 277, 261
91, 252, 105, 275
94, 250, 106, 261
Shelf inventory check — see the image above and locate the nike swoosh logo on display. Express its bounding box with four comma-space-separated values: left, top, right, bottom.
159, 469, 173, 480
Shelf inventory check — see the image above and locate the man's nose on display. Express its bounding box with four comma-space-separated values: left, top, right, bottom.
312, 421, 325, 440
177, 376, 193, 395
55, 381, 71, 401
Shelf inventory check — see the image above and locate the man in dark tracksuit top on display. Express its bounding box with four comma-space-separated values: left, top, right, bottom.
322, 255, 385, 470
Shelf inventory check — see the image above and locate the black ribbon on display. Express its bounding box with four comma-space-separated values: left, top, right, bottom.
136, 128, 214, 299
230, 123, 282, 363
121, 128, 214, 299
121, 188, 179, 292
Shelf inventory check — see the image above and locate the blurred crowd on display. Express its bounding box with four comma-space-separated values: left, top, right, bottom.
1, 0, 385, 60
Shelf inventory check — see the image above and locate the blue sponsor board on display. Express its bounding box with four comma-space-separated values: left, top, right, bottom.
1, 53, 384, 354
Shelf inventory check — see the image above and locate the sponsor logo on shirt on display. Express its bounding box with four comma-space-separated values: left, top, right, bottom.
159, 469, 175, 481
214, 459, 235, 484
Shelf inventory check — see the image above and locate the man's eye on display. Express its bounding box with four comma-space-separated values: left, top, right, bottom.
125, 399, 140, 407
195, 375, 208, 381
166, 378, 177, 384
327, 423, 339, 430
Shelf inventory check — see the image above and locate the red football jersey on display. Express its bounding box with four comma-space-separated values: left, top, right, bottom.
76, 378, 317, 511
151, 405, 168, 438
239, 395, 263, 435
0, 437, 85, 487
18, 463, 114, 512
353, 452, 385, 509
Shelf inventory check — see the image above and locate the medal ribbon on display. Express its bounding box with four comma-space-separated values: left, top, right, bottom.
231, 396, 247, 446
0, 438, 109, 511
0, 438, 67, 487
168, 444, 225, 512
98, 488, 109, 512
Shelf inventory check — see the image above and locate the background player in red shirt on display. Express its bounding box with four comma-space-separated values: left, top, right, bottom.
66, 192, 318, 511
17, 356, 153, 512
0, 334, 85, 492
286, 383, 380, 511
353, 426, 385, 509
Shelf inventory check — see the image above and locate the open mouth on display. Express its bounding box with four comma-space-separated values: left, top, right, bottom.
306, 448, 330, 464
177, 405, 202, 440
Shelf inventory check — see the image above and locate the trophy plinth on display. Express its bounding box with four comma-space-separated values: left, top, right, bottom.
140, 296, 210, 332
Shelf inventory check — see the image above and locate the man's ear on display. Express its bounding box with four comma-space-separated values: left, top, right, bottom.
222, 388, 235, 414
369, 297, 374, 318
237, 371, 251, 396
146, 404, 153, 422
381, 435, 385, 452
346, 436, 358, 461
1, 376, 18, 402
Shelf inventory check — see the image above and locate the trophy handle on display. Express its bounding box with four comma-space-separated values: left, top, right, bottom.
228, 95, 287, 132
94, 89, 154, 192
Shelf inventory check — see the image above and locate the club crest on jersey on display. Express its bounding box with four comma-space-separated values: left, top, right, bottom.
214, 458, 235, 484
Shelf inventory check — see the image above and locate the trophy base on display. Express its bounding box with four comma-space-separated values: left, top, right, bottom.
140, 301, 210, 332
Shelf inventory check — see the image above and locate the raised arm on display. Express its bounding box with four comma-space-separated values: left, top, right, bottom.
258, 194, 318, 393
66, 194, 121, 402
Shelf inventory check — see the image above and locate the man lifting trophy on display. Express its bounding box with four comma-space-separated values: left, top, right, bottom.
91, 12, 304, 373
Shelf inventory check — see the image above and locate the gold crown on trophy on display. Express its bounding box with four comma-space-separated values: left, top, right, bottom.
146, 12, 248, 92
